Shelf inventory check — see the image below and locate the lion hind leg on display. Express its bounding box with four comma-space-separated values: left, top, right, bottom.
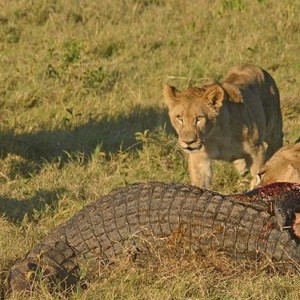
265, 134, 283, 160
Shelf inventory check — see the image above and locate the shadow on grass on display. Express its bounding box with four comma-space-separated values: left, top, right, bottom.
0, 106, 172, 163
0, 188, 64, 223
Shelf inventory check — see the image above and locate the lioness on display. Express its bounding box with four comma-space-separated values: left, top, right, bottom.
164, 64, 283, 189
258, 142, 300, 186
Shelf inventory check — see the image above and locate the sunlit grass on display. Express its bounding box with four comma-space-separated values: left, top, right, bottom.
0, 0, 300, 298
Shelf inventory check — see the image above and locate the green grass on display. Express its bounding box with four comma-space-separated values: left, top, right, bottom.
0, 0, 300, 298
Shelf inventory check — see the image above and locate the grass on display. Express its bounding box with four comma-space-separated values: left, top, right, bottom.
0, 0, 299, 298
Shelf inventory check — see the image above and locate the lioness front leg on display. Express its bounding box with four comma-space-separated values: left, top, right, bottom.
188, 152, 212, 188
248, 144, 266, 189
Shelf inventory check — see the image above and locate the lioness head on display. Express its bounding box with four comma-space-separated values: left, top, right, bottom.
164, 83, 240, 153
258, 142, 300, 186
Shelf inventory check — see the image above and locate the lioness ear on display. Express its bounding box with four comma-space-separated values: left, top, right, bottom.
163, 84, 180, 109
222, 82, 243, 103
205, 85, 224, 109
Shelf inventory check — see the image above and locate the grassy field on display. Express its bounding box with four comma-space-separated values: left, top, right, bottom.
0, 0, 300, 299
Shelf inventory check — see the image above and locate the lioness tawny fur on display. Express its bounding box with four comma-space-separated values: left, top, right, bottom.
164, 64, 283, 189
258, 142, 300, 186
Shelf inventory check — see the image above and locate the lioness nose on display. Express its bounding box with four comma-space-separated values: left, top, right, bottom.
183, 135, 198, 145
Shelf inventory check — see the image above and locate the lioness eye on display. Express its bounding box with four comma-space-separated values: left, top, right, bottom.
176, 115, 183, 123
196, 116, 204, 124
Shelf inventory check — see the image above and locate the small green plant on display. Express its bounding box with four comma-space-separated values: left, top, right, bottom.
221, 0, 245, 11
5, 25, 21, 43
63, 40, 81, 65
83, 66, 119, 93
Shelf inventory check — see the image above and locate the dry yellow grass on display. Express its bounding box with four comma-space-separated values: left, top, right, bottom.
0, 0, 300, 299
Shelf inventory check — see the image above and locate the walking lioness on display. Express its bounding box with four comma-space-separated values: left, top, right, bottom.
164, 64, 283, 189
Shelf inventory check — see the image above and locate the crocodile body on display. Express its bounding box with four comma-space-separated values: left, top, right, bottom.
10, 182, 300, 293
